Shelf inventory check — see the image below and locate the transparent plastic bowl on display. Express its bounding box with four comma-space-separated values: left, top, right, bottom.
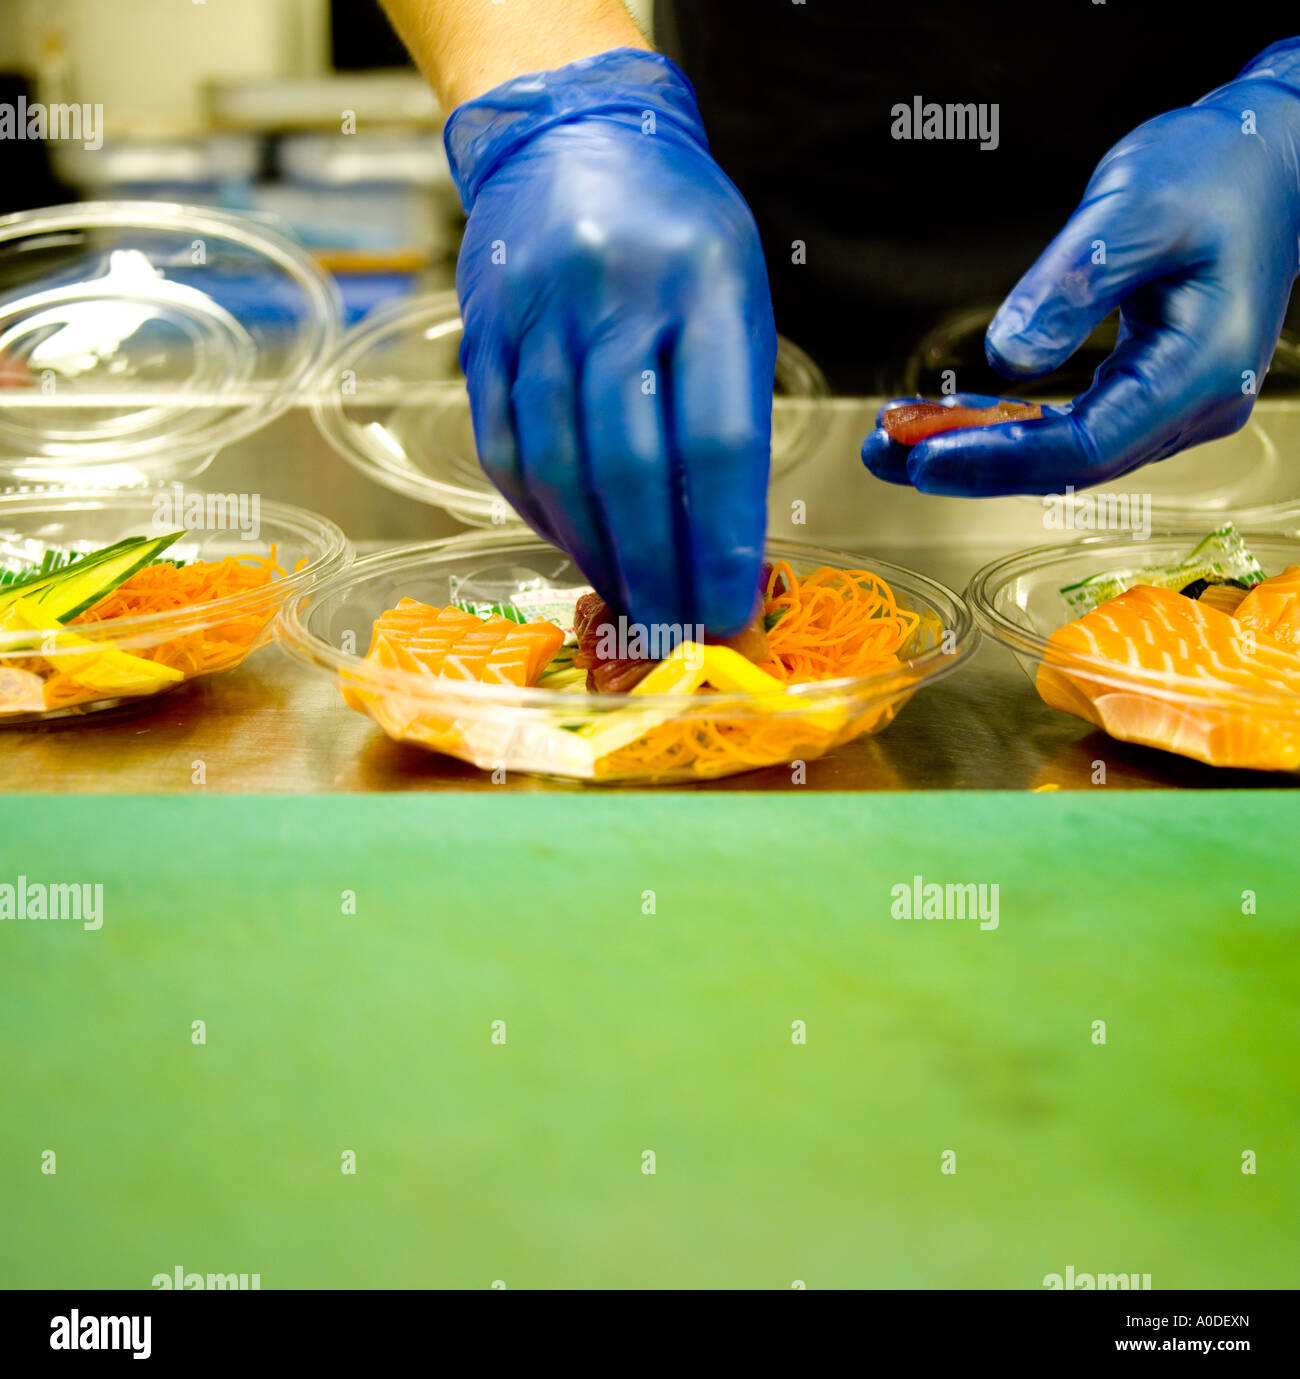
968, 532, 1300, 771
276, 531, 976, 784
0, 201, 340, 486
0, 490, 349, 721
309, 291, 831, 526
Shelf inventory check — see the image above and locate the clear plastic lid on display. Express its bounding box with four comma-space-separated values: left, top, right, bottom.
310, 291, 831, 527
0, 201, 341, 488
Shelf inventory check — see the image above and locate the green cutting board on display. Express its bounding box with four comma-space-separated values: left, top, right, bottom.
1, 793, 1296, 1289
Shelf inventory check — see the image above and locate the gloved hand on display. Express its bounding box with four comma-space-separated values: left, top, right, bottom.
862, 39, 1300, 497
444, 48, 777, 636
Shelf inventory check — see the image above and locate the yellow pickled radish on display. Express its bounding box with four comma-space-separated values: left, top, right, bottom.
4, 597, 183, 697
701, 644, 848, 734
628, 640, 710, 696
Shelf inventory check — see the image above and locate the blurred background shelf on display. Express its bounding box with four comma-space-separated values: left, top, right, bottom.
0, 0, 501, 321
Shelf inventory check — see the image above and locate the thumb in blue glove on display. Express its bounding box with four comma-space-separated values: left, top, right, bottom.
864, 39, 1300, 498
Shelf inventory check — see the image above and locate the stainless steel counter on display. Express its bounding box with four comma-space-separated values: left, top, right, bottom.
3, 401, 1297, 791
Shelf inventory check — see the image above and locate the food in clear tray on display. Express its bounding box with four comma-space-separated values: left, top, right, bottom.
1037, 531, 1300, 771
0, 531, 300, 715
343, 560, 941, 781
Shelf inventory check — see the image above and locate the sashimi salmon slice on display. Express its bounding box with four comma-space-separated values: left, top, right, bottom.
883, 400, 1042, 447
362, 600, 565, 689
1036, 584, 1300, 771
366, 600, 479, 657
1233, 564, 1300, 653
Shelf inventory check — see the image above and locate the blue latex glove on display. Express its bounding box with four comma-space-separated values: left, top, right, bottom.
863, 39, 1300, 497
444, 48, 776, 636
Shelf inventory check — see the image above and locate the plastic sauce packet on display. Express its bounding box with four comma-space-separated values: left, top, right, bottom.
1059, 524, 1266, 616
510, 585, 593, 630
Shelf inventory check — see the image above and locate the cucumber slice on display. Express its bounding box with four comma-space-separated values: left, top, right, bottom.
0, 531, 185, 624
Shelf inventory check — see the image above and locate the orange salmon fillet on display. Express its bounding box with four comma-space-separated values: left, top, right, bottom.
366, 600, 478, 658
1036, 584, 1300, 771
1233, 564, 1300, 653
364, 600, 564, 687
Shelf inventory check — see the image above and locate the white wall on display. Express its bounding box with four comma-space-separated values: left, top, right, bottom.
624, 0, 654, 39
9, 0, 330, 135
2, 0, 654, 136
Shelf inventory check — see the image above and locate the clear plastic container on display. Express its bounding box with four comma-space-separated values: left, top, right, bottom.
968, 531, 1300, 771
276, 530, 976, 784
1032, 424, 1300, 531
0, 490, 349, 721
0, 201, 341, 487
310, 291, 832, 526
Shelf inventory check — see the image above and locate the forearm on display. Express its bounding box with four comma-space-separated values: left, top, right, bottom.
379, 0, 651, 110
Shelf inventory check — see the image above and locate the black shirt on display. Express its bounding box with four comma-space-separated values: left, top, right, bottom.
659, 1, 1296, 391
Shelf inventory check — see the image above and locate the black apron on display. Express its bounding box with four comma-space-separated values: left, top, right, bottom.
658, 1, 1297, 392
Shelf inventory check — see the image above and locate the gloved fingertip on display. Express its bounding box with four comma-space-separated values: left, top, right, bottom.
985, 327, 1055, 382
621, 584, 678, 641
905, 442, 978, 497
861, 434, 912, 486
706, 610, 756, 640
987, 295, 1096, 381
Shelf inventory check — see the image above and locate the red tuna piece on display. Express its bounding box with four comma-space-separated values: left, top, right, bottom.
882, 400, 1042, 447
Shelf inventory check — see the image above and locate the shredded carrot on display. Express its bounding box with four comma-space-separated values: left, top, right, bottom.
594, 563, 937, 778
594, 715, 837, 780
591, 697, 912, 780
75, 549, 285, 623
757, 562, 923, 684
66, 550, 290, 680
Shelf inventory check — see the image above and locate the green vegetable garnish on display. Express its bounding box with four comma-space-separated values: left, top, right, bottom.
452, 597, 528, 624
1059, 524, 1266, 616
0, 531, 186, 625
